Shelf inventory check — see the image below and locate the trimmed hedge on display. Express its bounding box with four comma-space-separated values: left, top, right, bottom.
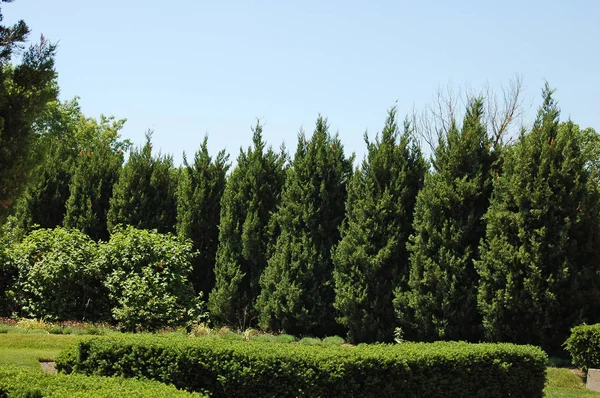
565, 323, 600, 371
0, 365, 205, 397
56, 334, 547, 398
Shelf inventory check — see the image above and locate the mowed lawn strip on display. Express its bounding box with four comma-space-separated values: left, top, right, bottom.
0, 334, 82, 369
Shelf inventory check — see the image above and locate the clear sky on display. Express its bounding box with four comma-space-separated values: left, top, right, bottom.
4, 0, 599, 165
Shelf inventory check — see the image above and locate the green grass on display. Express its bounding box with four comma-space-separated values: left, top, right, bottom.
0, 334, 82, 369
545, 367, 600, 397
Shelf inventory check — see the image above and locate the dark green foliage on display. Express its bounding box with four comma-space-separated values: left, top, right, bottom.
0, 27, 58, 222
97, 225, 204, 331
396, 98, 495, 342
13, 100, 129, 240
6, 227, 107, 321
0, 365, 205, 397
63, 116, 129, 242
564, 324, 600, 372
12, 137, 73, 232
0, 241, 16, 316
176, 136, 229, 297
10, 99, 82, 235
333, 107, 426, 343
209, 122, 286, 327
57, 335, 547, 398
257, 116, 353, 336
107, 131, 177, 234
476, 85, 600, 350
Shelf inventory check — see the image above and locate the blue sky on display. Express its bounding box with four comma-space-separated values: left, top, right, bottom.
4, 0, 599, 165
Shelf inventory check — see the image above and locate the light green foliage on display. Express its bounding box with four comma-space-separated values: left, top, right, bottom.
57, 335, 547, 397
7, 227, 106, 321
257, 116, 353, 336
209, 122, 286, 328
176, 136, 229, 297
98, 225, 205, 331
565, 324, 600, 372
476, 85, 600, 350
107, 131, 177, 234
396, 98, 495, 342
333, 107, 426, 343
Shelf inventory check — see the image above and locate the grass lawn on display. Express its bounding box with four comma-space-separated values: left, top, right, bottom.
0, 333, 82, 369
1, 332, 600, 397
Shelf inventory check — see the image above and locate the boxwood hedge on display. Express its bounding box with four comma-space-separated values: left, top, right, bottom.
56, 335, 547, 397
0, 365, 205, 397
565, 323, 600, 371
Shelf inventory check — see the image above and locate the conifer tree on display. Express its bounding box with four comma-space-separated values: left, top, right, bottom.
476, 85, 600, 350
0, 5, 58, 221
395, 98, 495, 342
107, 131, 177, 234
63, 116, 129, 242
12, 99, 91, 235
209, 122, 286, 327
256, 116, 353, 336
176, 136, 230, 297
332, 107, 426, 343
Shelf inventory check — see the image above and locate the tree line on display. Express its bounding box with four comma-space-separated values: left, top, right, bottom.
1, 1, 599, 351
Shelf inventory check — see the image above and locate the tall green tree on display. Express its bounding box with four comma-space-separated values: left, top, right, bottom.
176, 136, 229, 297
107, 131, 177, 234
476, 85, 600, 350
209, 122, 286, 328
12, 99, 85, 234
12, 100, 128, 239
63, 115, 130, 242
257, 116, 353, 336
0, 1, 58, 221
395, 98, 495, 342
332, 107, 426, 343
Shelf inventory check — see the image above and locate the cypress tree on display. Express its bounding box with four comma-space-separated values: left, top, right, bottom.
12, 99, 91, 235
476, 85, 600, 350
395, 98, 495, 342
256, 116, 353, 336
332, 107, 426, 343
107, 131, 177, 234
63, 116, 129, 242
176, 136, 230, 297
208, 122, 286, 328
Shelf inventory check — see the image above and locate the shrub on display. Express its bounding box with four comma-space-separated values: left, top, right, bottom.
298, 337, 322, 346
57, 334, 547, 398
564, 323, 600, 371
0, 365, 205, 397
322, 335, 345, 346
98, 225, 206, 331
48, 325, 64, 334
275, 334, 296, 344
7, 228, 108, 321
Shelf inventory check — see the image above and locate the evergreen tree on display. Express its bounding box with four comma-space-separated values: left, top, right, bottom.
476, 85, 600, 350
395, 98, 495, 342
256, 116, 353, 336
209, 122, 286, 328
332, 107, 426, 343
63, 116, 130, 241
12, 99, 87, 235
107, 131, 177, 234
0, 3, 58, 222
176, 136, 230, 297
